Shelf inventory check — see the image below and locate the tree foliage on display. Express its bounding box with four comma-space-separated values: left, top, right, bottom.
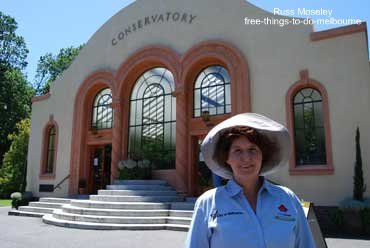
34, 45, 83, 95
0, 12, 33, 165
354, 127, 366, 201
0, 118, 30, 198
0, 63, 34, 166
0, 11, 28, 70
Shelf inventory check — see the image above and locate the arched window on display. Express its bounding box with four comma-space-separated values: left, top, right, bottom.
92, 88, 113, 129
128, 67, 176, 169
286, 70, 333, 175
45, 126, 56, 174
193, 65, 231, 117
40, 116, 58, 178
293, 88, 326, 165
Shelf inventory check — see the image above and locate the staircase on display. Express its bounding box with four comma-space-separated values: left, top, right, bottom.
9, 180, 196, 231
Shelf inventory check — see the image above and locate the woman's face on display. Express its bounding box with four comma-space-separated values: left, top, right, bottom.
226, 136, 262, 182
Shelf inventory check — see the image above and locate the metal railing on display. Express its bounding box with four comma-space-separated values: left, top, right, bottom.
53, 174, 70, 191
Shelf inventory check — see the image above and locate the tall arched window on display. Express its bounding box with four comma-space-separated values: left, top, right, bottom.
92, 88, 113, 129
128, 67, 176, 169
293, 88, 326, 165
45, 126, 56, 173
40, 116, 58, 178
193, 65, 231, 117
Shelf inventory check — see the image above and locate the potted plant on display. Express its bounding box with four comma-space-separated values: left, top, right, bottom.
10, 192, 23, 209
78, 178, 87, 194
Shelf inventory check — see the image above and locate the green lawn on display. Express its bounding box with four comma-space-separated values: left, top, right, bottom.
0, 199, 11, 206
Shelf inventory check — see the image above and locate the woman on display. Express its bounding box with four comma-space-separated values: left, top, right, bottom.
185, 113, 315, 248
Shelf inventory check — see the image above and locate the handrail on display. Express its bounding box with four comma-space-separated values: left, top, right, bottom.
54, 174, 70, 191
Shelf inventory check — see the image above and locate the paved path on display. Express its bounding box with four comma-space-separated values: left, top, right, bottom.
0, 207, 187, 248
1, 206, 369, 248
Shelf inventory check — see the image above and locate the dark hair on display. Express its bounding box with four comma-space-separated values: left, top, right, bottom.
213, 126, 277, 171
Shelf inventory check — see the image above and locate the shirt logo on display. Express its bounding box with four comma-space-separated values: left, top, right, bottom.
278, 204, 288, 212
275, 204, 296, 221
210, 209, 244, 221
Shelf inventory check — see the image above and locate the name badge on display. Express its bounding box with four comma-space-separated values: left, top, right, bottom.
275, 215, 296, 222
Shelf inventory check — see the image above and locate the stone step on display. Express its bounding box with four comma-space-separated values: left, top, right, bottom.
18, 206, 55, 214
29, 202, 65, 209
62, 205, 170, 217
106, 185, 173, 191
89, 195, 184, 203
113, 180, 168, 185
166, 216, 192, 225
185, 197, 197, 203
52, 210, 167, 224
169, 210, 193, 218
171, 202, 195, 210
70, 200, 170, 210
166, 224, 189, 232
8, 210, 45, 218
98, 190, 177, 196
39, 198, 72, 204
43, 214, 189, 231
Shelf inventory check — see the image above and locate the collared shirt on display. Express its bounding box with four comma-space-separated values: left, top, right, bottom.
185, 178, 316, 248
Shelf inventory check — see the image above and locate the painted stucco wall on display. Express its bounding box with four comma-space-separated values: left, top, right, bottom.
27, 0, 370, 205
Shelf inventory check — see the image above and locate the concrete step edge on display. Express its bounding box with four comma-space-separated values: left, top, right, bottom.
18, 206, 56, 213
166, 216, 192, 221
112, 180, 168, 185
69, 202, 170, 210
71, 200, 170, 206
29, 201, 65, 205
8, 210, 45, 218
43, 214, 170, 230
169, 210, 193, 213
98, 190, 177, 195
39, 197, 72, 202
106, 186, 173, 190
90, 195, 183, 200
62, 205, 170, 216
54, 209, 170, 220
64, 204, 170, 212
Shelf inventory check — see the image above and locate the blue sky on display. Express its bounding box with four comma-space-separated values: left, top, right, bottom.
1, 0, 369, 84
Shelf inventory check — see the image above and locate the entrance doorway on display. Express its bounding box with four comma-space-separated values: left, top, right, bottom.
192, 137, 213, 196
89, 144, 111, 193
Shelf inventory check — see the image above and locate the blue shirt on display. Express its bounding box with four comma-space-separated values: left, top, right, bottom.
185, 178, 316, 248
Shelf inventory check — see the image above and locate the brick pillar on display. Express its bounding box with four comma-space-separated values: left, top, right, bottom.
111, 100, 122, 182
173, 90, 188, 194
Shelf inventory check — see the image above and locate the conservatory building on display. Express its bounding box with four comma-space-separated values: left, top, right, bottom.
27, 0, 370, 206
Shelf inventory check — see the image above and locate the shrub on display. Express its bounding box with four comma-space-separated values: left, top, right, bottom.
354, 127, 366, 201
328, 208, 344, 230
359, 208, 370, 229
118, 166, 151, 180
340, 197, 370, 211
10, 191, 32, 209
118, 159, 152, 180
0, 119, 30, 198
10, 192, 22, 209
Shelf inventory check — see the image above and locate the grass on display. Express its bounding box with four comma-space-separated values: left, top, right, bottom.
0, 199, 11, 207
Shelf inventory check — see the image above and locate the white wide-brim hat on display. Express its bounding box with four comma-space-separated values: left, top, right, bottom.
201, 113, 291, 179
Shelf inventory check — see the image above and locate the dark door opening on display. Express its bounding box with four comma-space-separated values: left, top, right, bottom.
193, 137, 213, 196
90, 144, 111, 193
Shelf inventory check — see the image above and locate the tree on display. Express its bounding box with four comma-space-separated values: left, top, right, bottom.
0, 68, 34, 165
0, 12, 32, 166
34, 45, 83, 95
0, 118, 30, 198
0, 11, 28, 70
353, 127, 366, 201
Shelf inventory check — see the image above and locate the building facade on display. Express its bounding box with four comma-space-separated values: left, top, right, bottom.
27, 0, 370, 206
